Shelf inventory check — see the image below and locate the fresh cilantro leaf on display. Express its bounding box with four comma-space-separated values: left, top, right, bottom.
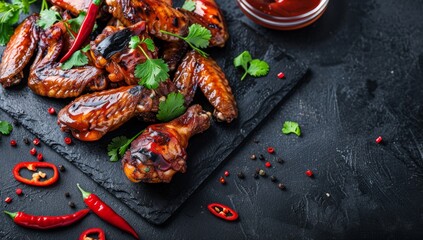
282, 121, 301, 136
135, 59, 169, 89
61, 49, 88, 70
129, 35, 141, 49
67, 12, 86, 32
247, 59, 269, 77
156, 92, 186, 122
107, 131, 144, 162
186, 24, 211, 49
234, 51, 252, 71
0, 0, 36, 45
81, 44, 90, 52
143, 38, 155, 52
0, 23, 14, 46
12, 0, 34, 14
38, 9, 60, 29
0, 121, 13, 135
182, 0, 196, 11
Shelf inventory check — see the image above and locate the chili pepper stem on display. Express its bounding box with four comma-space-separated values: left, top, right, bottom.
4, 211, 17, 219
77, 183, 91, 200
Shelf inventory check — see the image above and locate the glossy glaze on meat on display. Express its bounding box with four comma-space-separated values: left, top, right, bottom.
174, 51, 238, 122
48, 0, 91, 15
160, 40, 189, 72
122, 104, 211, 183
0, 14, 40, 87
180, 0, 229, 47
105, 0, 189, 41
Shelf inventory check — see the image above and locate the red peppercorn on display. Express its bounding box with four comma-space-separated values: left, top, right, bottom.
64, 137, 72, 145
33, 138, 40, 146
30, 148, 37, 155
277, 72, 285, 79
267, 147, 275, 154
265, 162, 272, 168
10, 139, 17, 146
37, 153, 43, 161
375, 136, 383, 144
15, 188, 23, 196
48, 107, 56, 115
219, 177, 226, 184
5, 197, 12, 203
305, 170, 314, 177
224, 171, 230, 177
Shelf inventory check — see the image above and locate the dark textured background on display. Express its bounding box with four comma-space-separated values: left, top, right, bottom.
1, 0, 423, 239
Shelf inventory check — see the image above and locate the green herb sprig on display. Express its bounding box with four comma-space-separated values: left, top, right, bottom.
234, 50, 270, 80
107, 130, 144, 162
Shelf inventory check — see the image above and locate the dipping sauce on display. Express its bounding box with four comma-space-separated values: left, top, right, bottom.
247, 0, 321, 17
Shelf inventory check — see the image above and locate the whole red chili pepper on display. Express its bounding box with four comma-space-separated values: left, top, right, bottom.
207, 203, 239, 221
13, 162, 59, 187
79, 228, 106, 240
59, 0, 102, 63
4, 209, 90, 230
77, 184, 139, 239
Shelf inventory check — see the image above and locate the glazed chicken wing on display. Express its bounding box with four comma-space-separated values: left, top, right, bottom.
105, 0, 189, 41
0, 14, 40, 87
174, 51, 238, 122
122, 104, 211, 183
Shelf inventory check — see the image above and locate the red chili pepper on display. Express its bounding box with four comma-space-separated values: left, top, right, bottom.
4, 209, 89, 230
48, 107, 56, 115
79, 228, 106, 240
77, 184, 139, 239
207, 203, 238, 221
64, 137, 72, 145
59, 0, 102, 63
13, 162, 59, 187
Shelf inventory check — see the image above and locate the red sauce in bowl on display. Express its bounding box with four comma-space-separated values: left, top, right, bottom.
246, 0, 321, 17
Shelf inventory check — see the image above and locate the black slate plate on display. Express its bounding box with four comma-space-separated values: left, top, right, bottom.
0, 3, 308, 225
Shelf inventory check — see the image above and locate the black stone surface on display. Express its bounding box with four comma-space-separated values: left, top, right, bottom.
1, 0, 423, 239
0, 5, 308, 225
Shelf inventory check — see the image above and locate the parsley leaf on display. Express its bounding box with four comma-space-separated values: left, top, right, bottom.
281, 121, 301, 136
107, 131, 143, 162
67, 11, 86, 32
0, 121, 13, 135
37, 9, 61, 30
156, 92, 186, 122
135, 59, 169, 89
160, 24, 211, 57
234, 51, 270, 80
182, 0, 196, 12
61, 49, 88, 70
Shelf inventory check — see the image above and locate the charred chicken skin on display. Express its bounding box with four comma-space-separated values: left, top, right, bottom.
122, 104, 211, 183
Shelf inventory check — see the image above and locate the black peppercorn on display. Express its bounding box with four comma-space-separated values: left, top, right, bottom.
259, 154, 265, 161
255, 168, 260, 174
58, 165, 65, 172
278, 183, 286, 190
65, 192, 70, 198
270, 176, 277, 182
23, 138, 30, 145
12, 120, 20, 126
253, 173, 259, 179
68, 201, 75, 208
237, 172, 245, 179
276, 158, 284, 164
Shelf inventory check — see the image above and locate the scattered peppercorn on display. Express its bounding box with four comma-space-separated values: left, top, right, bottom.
259, 169, 266, 176
219, 177, 226, 184
267, 147, 275, 154
253, 173, 259, 179
250, 154, 257, 160
68, 201, 76, 208
259, 154, 265, 161
265, 162, 272, 168
270, 176, 277, 182
224, 171, 230, 177
277, 72, 285, 79
58, 165, 66, 172
237, 172, 245, 179
5, 197, 12, 203
48, 107, 56, 115
255, 168, 260, 174
65, 192, 71, 198
375, 136, 383, 144
10, 139, 17, 147
30, 148, 37, 155
305, 169, 314, 177
12, 119, 20, 126
33, 138, 40, 146
23, 138, 30, 145
15, 188, 23, 196
37, 153, 43, 161
276, 158, 284, 164
64, 137, 72, 145
278, 183, 286, 190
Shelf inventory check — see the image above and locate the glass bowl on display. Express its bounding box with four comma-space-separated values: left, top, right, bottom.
236, 0, 330, 30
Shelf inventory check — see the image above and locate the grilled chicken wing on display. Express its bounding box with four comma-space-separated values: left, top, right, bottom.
105, 0, 189, 41
28, 25, 107, 98
0, 14, 40, 87
122, 104, 211, 183
174, 51, 238, 122
159, 40, 188, 72
180, 0, 229, 47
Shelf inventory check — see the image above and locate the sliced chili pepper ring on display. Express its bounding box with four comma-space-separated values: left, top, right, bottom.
79, 228, 106, 240
207, 203, 239, 221
13, 162, 59, 187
